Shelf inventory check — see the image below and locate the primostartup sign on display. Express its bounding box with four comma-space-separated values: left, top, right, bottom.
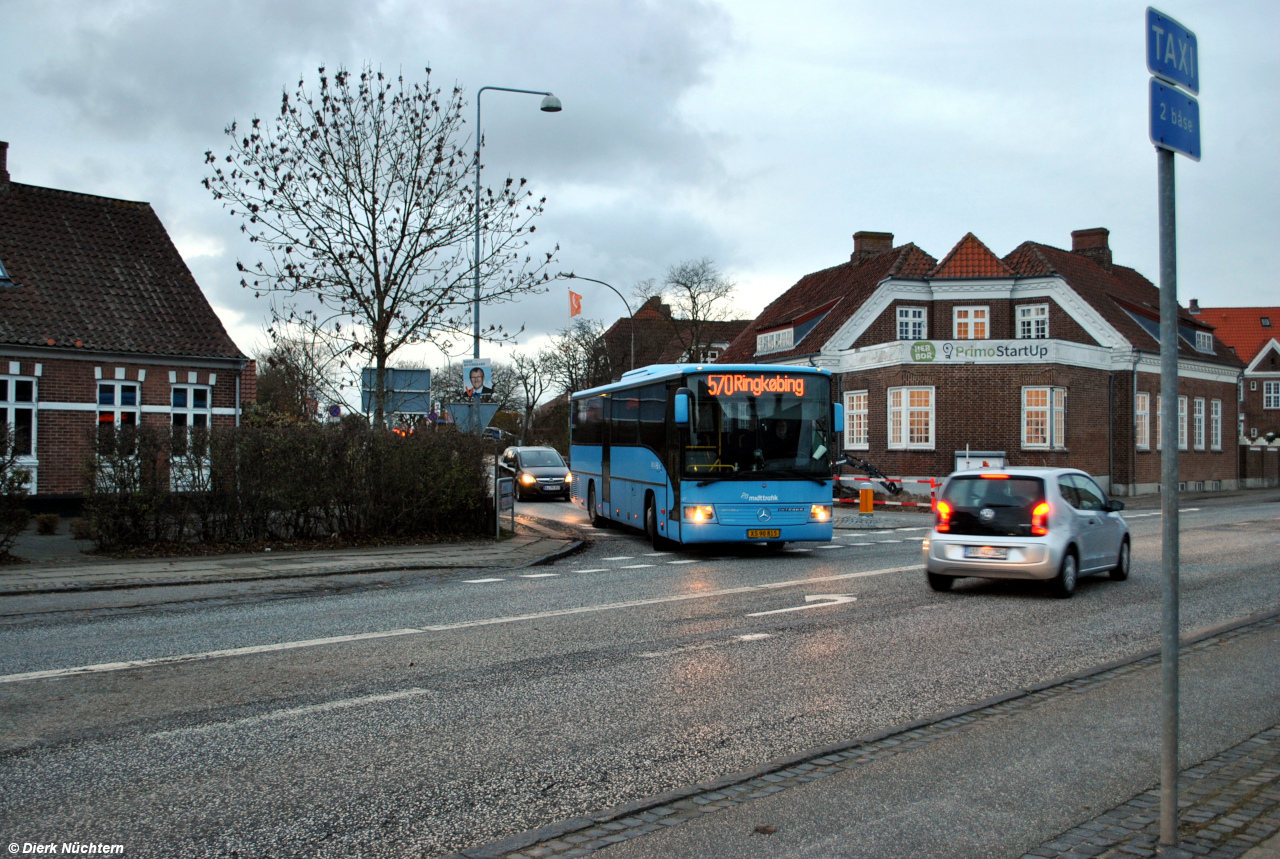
908, 340, 1052, 364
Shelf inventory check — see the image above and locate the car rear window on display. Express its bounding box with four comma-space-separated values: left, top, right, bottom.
941, 476, 1045, 537
519, 450, 565, 467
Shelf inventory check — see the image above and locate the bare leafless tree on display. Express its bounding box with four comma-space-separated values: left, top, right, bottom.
544, 319, 614, 396
512, 350, 553, 441
634, 258, 738, 363
204, 64, 557, 427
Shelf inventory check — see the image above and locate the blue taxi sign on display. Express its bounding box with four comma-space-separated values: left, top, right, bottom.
1149, 78, 1200, 161
1146, 7, 1198, 95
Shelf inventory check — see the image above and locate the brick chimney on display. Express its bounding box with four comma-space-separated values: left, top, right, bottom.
1189, 298, 1200, 315
0, 141, 9, 187
1070, 227, 1112, 269
852, 231, 894, 260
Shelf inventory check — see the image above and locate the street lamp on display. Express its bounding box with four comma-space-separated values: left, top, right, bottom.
473, 87, 562, 360
566, 273, 635, 371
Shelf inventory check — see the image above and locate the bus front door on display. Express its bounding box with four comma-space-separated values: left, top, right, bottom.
601, 413, 610, 511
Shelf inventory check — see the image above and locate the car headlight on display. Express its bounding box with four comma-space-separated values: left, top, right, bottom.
683, 505, 715, 522
810, 504, 832, 522
564, 472, 572, 482
520, 473, 537, 485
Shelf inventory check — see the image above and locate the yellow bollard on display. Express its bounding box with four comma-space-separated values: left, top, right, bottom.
859, 488, 874, 514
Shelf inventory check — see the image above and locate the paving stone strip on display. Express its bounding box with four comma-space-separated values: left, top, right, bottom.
447, 609, 1280, 859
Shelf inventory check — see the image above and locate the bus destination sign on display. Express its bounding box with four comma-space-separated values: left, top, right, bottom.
706, 374, 807, 398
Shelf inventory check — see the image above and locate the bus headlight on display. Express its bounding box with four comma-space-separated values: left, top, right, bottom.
810, 504, 832, 522
683, 505, 716, 523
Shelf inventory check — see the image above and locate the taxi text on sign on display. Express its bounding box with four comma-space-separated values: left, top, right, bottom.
1146, 7, 1198, 94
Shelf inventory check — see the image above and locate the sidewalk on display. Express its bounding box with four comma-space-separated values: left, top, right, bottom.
453, 610, 1280, 859
0, 519, 580, 596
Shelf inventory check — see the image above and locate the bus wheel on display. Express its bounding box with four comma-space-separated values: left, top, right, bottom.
588, 483, 608, 529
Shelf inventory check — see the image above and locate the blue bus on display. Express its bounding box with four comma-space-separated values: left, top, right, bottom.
569, 364, 842, 549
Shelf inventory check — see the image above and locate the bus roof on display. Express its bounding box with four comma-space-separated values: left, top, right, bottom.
570, 363, 832, 399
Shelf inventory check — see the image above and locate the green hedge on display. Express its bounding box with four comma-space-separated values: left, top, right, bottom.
84, 423, 490, 550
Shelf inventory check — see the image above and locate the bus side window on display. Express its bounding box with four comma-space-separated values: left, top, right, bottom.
611, 395, 639, 445
639, 383, 665, 451
573, 397, 604, 445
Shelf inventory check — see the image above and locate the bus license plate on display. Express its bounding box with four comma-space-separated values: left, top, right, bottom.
748, 529, 781, 539
964, 546, 1008, 560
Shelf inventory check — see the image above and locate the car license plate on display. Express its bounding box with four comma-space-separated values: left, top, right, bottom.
542, 484, 561, 491
748, 529, 781, 539
964, 546, 1009, 560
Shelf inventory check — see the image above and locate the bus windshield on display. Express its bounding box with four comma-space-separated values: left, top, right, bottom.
683, 372, 832, 480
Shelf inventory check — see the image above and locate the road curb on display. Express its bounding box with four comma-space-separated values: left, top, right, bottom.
454, 606, 1280, 859
0, 538, 581, 596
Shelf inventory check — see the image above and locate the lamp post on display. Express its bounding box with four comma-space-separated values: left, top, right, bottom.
473, 86, 562, 360
566, 273, 635, 371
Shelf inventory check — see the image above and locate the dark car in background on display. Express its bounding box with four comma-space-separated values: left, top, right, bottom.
500, 446, 571, 501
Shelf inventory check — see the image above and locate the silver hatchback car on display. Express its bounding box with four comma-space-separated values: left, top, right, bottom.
923, 467, 1130, 598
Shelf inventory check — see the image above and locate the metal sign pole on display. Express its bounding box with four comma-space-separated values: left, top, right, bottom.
1156, 145, 1181, 850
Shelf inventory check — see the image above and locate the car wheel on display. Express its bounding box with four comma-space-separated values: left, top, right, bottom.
1052, 550, 1078, 599
926, 572, 954, 592
588, 483, 608, 529
1109, 538, 1130, 581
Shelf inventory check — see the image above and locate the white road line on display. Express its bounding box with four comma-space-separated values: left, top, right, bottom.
152, 687, 439, 737
748, 594, 858, 617
845, 543, 871, 547
602, 556, 634, 561
519, 573, 559, 578
787, 548, 813, 553
815, 545, 842, 550
464, 578, 505, 583
895, 527, 927, 532
667, 560, 698, 565
877, 540, 903, 543
620, 564, 655, 569
644, 552, 673, 556
573, 568, 609, 573
1, 563, 922, 684
737, 633, 772, 642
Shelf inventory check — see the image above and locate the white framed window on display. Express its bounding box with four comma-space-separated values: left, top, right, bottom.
1017, 304, 1049, 339
896, 306, 927, 341
1210, 400, 1222, 450
1193, 398, 1205, 450
953, 306, 989, 340
1251, 427, 1258, 439
97, 382, 140, 429
1, 376, 36, 458
1177, 395, 1188, 451
1135, 392, 1150, 450
844, 390, 869, 450
1023, 386, 1066, 449
171, 386, 211, 432
1239, 381, 1244, 402
170, 386, 213, 491
1265, 381, 1280, 410
1156, 395, 1162, 450
888, 387, 933, 449
1194, 331, 1213, 353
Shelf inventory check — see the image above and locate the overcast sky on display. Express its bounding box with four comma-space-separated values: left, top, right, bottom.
2, 0, 1276, 370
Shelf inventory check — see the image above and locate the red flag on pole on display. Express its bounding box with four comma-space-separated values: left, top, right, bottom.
569, 289, 582, 317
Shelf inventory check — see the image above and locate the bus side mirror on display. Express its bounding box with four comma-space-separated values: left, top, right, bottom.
674, 390, 690, 425
833, 402, 844, 429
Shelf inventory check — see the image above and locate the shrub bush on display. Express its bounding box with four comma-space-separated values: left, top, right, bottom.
83, 424, 490, 550
34, 513, 59, 535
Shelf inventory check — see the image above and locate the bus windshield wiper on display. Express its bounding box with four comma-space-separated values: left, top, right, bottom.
766, 467, 829, 486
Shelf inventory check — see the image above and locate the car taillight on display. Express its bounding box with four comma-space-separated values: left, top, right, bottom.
1031, 501, 1050, 536
935, 500, 952, 533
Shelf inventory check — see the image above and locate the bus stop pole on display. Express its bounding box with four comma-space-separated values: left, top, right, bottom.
1157, 145, 1181, 850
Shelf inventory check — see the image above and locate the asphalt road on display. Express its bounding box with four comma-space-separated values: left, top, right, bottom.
1, 496, 1278, 858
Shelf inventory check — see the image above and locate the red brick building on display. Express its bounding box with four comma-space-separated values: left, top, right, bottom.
602, 296, 750, 376
0, 142, 251, 500
718, 229, 1243, 496
1188, 302, 1280, 486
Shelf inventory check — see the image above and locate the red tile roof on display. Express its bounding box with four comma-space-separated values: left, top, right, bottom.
929, 233, 1014, 279
1190, 306, 1280, 363
1003, 241, 1241, 366
0, 181, 246, 360
717, 243, 938, 363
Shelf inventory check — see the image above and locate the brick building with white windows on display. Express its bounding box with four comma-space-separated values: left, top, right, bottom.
1188, 301, 1280, 486
717, 229, 1243, 496
0, 142, 252, 502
